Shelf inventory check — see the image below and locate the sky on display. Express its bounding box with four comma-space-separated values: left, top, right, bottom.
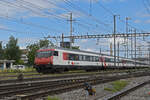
0, 0, 150, 57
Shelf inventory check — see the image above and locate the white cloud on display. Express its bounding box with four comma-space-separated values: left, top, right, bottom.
145, 20, 150, 23
18, 37, 40, 45
0, 24, 8, 29
108, 37, 125, 44
102, 0, 112, 2
84, 48, 94, 52
0, 0, 62, 19
58, 11, 84, 19
80, 39, 88, 43
134, 20, 141, 24
119, 0, 127, 2
139, 14, 150, 18
101, 0, 127, 3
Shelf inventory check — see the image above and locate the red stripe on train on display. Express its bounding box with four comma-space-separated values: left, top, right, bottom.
63, 52, 68, 60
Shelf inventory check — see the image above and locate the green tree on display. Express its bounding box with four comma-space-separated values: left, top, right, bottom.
0, 41, 4, 59
27, 44, 39, 65
27, 39, 53, 66
72, 46, 80, 50
5, 36, 21, 63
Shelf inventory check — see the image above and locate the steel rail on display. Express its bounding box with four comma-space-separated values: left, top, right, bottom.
103, 80, 150, 100
10, 72, 150, 100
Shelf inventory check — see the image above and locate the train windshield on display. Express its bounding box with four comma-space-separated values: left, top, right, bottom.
36, 51, 52, 58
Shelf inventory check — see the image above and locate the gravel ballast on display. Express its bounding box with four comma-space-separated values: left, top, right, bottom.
50, 76, 150, 100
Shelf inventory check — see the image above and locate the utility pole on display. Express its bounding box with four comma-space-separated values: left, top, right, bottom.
149, 48, 150, 65
131, 30, 133, 59
134, 29, 137, 67
70, 13, 73, 48
129, 28, 133, 59
110, 43, 113, 56
149, 47, 150, 66
148, 42, 150, 65
126, 17, 130, 58
67, 13, 75, 49
117, 42, 120, 66
61, 33, 64, 48
113, 15, 119, 67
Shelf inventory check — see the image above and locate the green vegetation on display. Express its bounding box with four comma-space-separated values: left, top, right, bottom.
0, 36, 22, 64
104, 80, 128, 92
0, 41, 4, 59
47, 96, 59, 100
27, 39, 54, 66
0, 67, 36, 73
0, 36, 54, 66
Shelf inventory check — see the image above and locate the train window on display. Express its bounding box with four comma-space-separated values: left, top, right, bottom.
86, 56, 90, 61
54, 51, 58, 56
36, 51, 52, 58
79, 55, 83, 61
83, 55, 86, 61
68, 54, 74, 60
74, 54, 79, 60
68, 54, 79, 61
95, 57, 99, 62
105, 58, 111, 62
93, 56, 96, 62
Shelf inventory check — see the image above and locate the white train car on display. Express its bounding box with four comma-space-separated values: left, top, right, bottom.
34, 47, 149, 73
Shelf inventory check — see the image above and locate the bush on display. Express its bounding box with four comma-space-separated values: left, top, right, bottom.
104, 80, 128, 92
47, 96, 59, 100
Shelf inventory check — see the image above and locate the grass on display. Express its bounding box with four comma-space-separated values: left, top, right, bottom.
47, 96, 59, 100
0, 67, 36, 73
104, 80, 128, 92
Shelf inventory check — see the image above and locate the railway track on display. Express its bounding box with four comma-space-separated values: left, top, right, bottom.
0, 71, 150, 100
104, 79, 150, 100
0, 68, 148, 80
0, 68, 149, 84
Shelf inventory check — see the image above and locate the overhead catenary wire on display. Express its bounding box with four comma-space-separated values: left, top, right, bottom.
46, 0, 109, 33
0, 27, 43, 34
62, 0, 113, 31
16, 0, 105, 34
97, 1, 146, 33
0, 14, 62, 33
0, 0, 68, 33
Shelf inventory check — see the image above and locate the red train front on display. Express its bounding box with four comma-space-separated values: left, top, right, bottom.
34, 49, 55, 73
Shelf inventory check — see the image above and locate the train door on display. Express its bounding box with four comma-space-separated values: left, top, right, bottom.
100, 57, 106, 69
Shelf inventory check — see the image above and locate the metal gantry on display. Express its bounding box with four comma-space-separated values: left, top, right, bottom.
45, 32, 150, 39
45, 32, 150, 64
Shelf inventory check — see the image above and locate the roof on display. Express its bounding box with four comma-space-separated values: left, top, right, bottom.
0, 60, 15, 63
40, 46, 131, 60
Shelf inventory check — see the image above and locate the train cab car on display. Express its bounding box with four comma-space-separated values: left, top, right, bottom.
34, 49, 57, 73
34, 47, 105, 73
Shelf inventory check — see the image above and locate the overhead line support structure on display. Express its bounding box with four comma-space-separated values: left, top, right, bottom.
113, 15, 118, 67
134, 29, 137, 67
126, 17, 131, 59
46, 33, 150, 39
67, 13, 75, 48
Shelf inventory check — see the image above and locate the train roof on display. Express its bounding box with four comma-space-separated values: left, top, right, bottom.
39, 46, 149, 64
40, 46, 137, 61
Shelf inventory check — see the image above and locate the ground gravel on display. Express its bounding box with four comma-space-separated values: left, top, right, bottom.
50, 76, 150, 100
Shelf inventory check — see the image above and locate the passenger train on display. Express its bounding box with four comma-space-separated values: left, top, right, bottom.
34, 47, 149, 73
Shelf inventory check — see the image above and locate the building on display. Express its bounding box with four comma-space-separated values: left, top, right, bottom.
0, 60, 15, 69
21, 49, 28, 64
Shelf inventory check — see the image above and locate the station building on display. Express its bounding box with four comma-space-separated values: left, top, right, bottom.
0, 60, 15, 69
